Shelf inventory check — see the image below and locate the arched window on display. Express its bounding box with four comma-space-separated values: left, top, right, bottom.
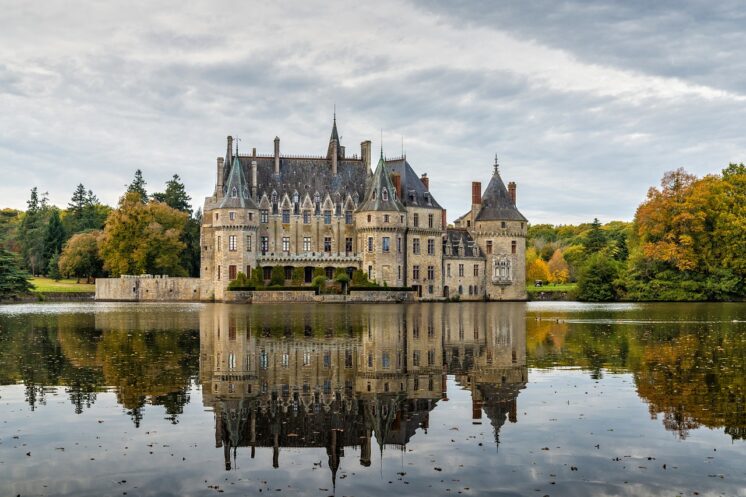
231, 187, 238, 198
382, 188, 389, 201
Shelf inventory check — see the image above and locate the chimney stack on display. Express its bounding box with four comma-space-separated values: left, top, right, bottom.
420, 173, 429, 190
226, 136, 233, 165
508, 181, 516, 204
216, 157, 225, 198
441, 209, 447, 230
361, 141, 371, 170
331, 143, 338, 176
251, 160, 258, 199
471, 181, 482, 205
273, 136, 280, 176
391, 173, 402, 200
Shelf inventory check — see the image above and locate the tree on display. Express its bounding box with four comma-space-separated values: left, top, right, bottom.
583, 218, 606, 255
58, 230, 104, 282
127, 170, 148, 203
43, 209, 65, 271
547, 249, 570, 284
227, 271, 250, 290
526, 257, 550, 283
65, 184, 109, 235
152, 174, 192, 214
99, 192, 188, 276
0, 248, 32, 297
47, 252, 62, 281
577, 253, 621, 302
249, 267, 264, 287
291, 267, 305, 285
19, 187, 50, 275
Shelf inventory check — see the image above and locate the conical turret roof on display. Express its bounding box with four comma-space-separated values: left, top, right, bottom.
476, 165, 526, 222
357, 154, 406, 212
219, 156, 258, 209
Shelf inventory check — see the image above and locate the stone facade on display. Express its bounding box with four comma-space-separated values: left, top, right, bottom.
95, 275, 202, 301
200, 118, 528, 302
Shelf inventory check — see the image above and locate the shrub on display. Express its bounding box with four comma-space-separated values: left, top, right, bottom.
269, 265, 285, 286
228, 271, 250, 290
291, 267, 305, 285
311, 275, 326, 290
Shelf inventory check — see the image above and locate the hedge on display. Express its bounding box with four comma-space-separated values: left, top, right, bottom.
348, 286, 414, 292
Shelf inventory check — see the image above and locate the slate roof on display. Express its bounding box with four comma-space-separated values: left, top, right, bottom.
357, 155, 407, 212
229, 155, 368, 206
385, 157, 442, 209
444, 229, 483, 258
476, 169, 527, 222
219, 156, 258, 209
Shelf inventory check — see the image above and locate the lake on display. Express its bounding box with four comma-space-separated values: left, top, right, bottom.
0, 302, 744, 497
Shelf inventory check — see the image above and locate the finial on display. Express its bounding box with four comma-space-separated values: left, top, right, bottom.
494, 154, 499, 175
380, 129, 384, 160
333, 103, 336, 122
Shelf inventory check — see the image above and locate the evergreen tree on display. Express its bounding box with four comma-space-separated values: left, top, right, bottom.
43, 209, 65, 271
152, 174, 192, 214
577, 253, 621, 302
0, 248, 32, 297
583, 218, 606, 255
126, 170, 148, 203
65, 184, 108, 235
19, 187, 50, 275
47, 251, 61, 281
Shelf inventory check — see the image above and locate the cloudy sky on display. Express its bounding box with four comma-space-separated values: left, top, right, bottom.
1, 1, 744, 224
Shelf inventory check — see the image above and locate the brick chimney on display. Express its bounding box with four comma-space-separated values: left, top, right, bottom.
273, 136, 280, 176
391, 173, 402, 200
420, 173, 429, 190
471, 181, 482, 205
508, 181, 516, 204
441, 209, 447, 230
226, 136, 233, 166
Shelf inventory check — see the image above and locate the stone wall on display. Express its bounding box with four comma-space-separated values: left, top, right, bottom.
223, 289, 414, 304
96, 275, 203, 301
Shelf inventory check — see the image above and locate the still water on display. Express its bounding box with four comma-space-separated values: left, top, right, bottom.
0, 302, 743, 497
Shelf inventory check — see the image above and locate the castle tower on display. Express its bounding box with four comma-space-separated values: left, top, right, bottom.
354, 153, 407, 286
202, 155, 259, 301
469, 158, 527, 300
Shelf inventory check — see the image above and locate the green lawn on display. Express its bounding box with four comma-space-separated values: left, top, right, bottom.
526, 283, 577, 294
31, 277, 95, 293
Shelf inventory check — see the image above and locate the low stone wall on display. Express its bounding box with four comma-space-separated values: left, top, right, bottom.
96, 275, 202, 301
1, 292, 95, 304
224, 289, 414, 304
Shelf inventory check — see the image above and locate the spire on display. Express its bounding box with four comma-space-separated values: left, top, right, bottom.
330, 109, 339, 142
358, 155, 406, 213
219, 155, 258, 209
475, 157, 527, 222
494, 154, 499, 175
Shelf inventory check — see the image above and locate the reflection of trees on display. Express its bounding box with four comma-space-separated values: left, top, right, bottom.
0, 312, 199, 425
526, 305, 745, 440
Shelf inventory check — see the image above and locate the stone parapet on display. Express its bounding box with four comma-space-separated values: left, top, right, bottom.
95, 275, 203, 301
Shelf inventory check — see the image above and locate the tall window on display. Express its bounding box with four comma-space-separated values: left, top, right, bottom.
260, 209, 268, 223
384, 214, 389, 223
229, 211, 235, 221
412, 265, 420, 280
413, 213, 419, 227
412, 350, 420, 367
382, 352, 390, 368
458, 264, 464, 277
382, 237, 390, 253
501, 221, 506, 229
261, 236, 268, 254
427, 238, 435, 255
427, 265, 434, 280
303, 210, 311, 224
512, 240, 517, 254
282, 237, 290, 252
345, 210, 352, 224
382, 188, 389, 201
228, 235, 237, 252
413, 238, 420, 254
303, 237, 311, 252
446, 263, 451, 277
246, 235, 252, 252
217, 236, 221, 251
474, 264, 479, 277
368, 265, 373, 279
428, 213, 433, 228
324, 210, 332, 224
367, 237, 373, 252
282, 209, 290, 223
324, 237, 332, 252
486, 240, 493, 254
345, 237, 353, 254
228, 265, 237, 280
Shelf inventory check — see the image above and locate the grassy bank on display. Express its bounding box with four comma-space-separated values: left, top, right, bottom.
31, 277, 95, 293
527, 283, 577, 295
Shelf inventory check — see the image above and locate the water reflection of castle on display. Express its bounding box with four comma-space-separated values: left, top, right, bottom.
199, 303, 526, 483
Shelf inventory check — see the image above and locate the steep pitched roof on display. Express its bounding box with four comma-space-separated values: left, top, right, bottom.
385, 158, 442, 209
219, 156, 258, 209
357, 155, 407, 212
476, 167, 527, 222
444, 229, 483, 258
329, 115, 339, 142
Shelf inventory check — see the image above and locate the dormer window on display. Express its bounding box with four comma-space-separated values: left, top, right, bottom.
231, 187, 238, 198
271, 190, 278, 204
382, 188, 389, 201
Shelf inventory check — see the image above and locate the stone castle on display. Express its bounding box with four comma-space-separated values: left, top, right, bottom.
200, 116, 527, 301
